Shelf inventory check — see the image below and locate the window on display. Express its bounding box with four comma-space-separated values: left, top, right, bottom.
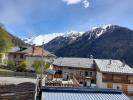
80, 72, 84, 76
90, 72, 93, 76
80, 81, 83, 84
55, 70, 62, 75
20, 54, 23, 59
91, 80, 96, 84
85, 72, 93, 76
14, 55, 16, 58
85, 72, 88, 76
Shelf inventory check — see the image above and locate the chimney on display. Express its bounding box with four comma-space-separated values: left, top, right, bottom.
109, 59, 112, 65
90, 55, 93, 59
90, 55, 94, 64
122, 60, 126, 67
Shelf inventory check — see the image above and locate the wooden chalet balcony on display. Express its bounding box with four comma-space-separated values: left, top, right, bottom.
128, 80, 133, 84
102, 74, 133, 84
113, 79, 127, 83
54, 74, 63, 78
102, 78, 129, 84
46, 82, 79, 87
102, 78, 113, 82
75, 75, 96, 80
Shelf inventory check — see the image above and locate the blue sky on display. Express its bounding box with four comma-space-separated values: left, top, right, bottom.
0, 0, 133, 38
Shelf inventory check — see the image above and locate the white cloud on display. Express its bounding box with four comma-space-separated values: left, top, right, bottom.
62, 0, 81, 5
82, 0, 90, 8
62, 0, 90, 8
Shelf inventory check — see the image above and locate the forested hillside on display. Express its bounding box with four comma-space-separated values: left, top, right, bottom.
0, 25, 28, 52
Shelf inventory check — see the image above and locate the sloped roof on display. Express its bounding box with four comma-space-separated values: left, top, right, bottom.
53, 57, 94, 69
95, 59, 133, 75
42, 87, 129, 100
8, 47, 56, 57
9, 47, 20, 52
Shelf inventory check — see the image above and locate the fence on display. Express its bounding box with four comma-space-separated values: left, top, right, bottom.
0, 71, 37, 78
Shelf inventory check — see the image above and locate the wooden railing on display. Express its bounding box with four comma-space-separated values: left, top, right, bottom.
46, 83, 79, 87
46, 74, 80, 87
127, 80, 133, 84
102, 78, 133, 84
75, 75, 96, 79
72, 75, 80, 87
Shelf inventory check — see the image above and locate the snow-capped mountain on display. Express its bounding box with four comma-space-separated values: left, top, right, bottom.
43, 31, 84, 52
23, 24, 116, 46
23, 31, 83, 46
85, 24, 117, 38
44, 24, 117, 53
44, 24, 133, 67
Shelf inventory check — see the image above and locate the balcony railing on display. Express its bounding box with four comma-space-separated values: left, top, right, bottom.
75, 75, 96, 79
102, 78, 133, 84
102, 78, 113, 82
128, 80, 133, 84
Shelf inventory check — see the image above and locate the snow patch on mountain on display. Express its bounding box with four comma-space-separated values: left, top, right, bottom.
24, 33, 64, 45
102, 24, 113, 29
24, 31, 83, 45
95, 24, 114, 37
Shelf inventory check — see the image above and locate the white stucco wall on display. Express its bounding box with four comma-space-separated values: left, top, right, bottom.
96, 71, 106, 88
128, 84, 133, 92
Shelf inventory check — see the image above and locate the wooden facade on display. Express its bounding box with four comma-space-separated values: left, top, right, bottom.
102, 73, 133, 84
102, 73, 133, 96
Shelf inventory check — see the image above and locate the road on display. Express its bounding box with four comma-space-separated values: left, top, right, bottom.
0, 76, 37, 85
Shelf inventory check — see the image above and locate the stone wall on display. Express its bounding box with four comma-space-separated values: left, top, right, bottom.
0, 82, 35, 100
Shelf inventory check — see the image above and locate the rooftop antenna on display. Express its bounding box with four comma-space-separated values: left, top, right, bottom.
90, 55, 93, 59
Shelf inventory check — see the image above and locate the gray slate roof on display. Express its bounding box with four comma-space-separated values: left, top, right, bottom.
53, 57, 94, 69
95, 59, 133, 75
42, 87, 129, 100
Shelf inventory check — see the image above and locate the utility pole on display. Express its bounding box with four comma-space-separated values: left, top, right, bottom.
40, 41, 45, 87
37, 41, 45, 100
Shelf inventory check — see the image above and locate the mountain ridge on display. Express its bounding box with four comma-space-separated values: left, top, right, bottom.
44, 25, 133, 67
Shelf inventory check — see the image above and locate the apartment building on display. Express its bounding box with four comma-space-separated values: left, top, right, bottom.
95, 59, 133, 96
8, 46, 56, 68
50, 57, 133, 96
52, 57, 96, 87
